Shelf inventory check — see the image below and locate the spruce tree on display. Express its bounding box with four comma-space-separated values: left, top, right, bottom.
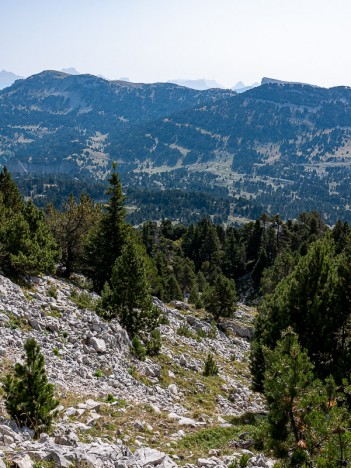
3, 338, 58, 436
85, 162, 127, 292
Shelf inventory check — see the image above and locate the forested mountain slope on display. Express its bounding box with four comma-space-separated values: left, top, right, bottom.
0, 71, 235, 176
2, 72, 351, 221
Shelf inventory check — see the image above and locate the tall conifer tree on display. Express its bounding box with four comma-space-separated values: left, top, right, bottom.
85, 163, 127, 291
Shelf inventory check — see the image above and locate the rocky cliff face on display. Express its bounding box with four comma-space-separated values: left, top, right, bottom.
0, 274, 272, 467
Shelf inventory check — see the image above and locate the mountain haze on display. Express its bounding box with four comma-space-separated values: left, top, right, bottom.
0, 69, 24, 90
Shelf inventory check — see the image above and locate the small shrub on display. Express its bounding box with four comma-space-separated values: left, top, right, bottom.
239, 453, 250, 467
47, 286, 58, 299
228, 454, 251, 468
62, 331, 68, 338
146, 329, 161, 356
203, 353, 219, 376
105, 393, 116, 403
177, 323, 194, 338
130, 336, 146, 361
52, 347, 60, 358
70, 288, 96, 310
159, 314, 170, 325
94, 369, 103, 378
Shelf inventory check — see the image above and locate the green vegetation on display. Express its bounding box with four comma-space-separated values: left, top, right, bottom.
70, 288, 97, 310
3, 338, 59, 437
203, 353, 219, 376
52, 347, 60, 358
0, 167, 58, 277
47, 193, 100, 278
251, 234, 351, 392
47, 285, 57, 299
84, 162, 127, 292
177, 425, 254, 461
177, 323, 195, 338
260, 329, 351, 465
2, 166, 351, 465
203, 273, 238, 321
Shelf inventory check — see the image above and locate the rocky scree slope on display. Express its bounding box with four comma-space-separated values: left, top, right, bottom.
0, 274, 270, 467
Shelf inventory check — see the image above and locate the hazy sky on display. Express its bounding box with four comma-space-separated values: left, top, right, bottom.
1, 0, 351, 88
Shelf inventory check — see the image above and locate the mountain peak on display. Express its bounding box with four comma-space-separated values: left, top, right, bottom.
167, 79, 226, 90
0, 69, 24, 90
61, 67, 80, 75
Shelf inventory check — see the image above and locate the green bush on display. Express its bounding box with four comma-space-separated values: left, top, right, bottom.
94, 369, 103, 378
47, 286, 58, 299
130, 336, 146, 361
159, 314, 170, 325
105, 393, 116, 403
203, 353, 219, 376
177, 323, 194, 338
146, 329, 161, 356
52, 347, 60, 358
70, 288, 96, 310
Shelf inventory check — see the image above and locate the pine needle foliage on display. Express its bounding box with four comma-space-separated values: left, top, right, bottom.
3, 338, 59, 436
203, 353, 219, 376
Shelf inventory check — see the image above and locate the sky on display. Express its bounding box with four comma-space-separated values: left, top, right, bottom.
1, 0, 351, 88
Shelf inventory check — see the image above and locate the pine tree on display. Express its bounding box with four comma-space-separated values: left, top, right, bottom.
251, 234, 351, 391
104, 241, 159, 338
203, 273, 238, 321
222, 228, 245, 278
0, 169, 58, 277
176, 257, 196, 294
263, 328, 315, 458
188, 283, 200, 305
199, 223, 222, 266
47, 193, 100, 277
165, 274, 183, 301
196, 270, 207, 292
0, 200, 57, 277
203, 353, 219, 376
0, 166, 23, 211
263, 329, 351, 465
3, 338, 58, 436
85, 163, 127, 292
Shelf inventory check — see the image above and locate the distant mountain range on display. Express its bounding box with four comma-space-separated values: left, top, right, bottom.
61, 67, 80, 75
168, 79, 226, 90
0, 70, 24, 90
1, 70, 351, 222
0, 67, 260, 92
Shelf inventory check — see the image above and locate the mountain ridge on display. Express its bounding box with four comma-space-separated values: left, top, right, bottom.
2, 71, 351, 221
